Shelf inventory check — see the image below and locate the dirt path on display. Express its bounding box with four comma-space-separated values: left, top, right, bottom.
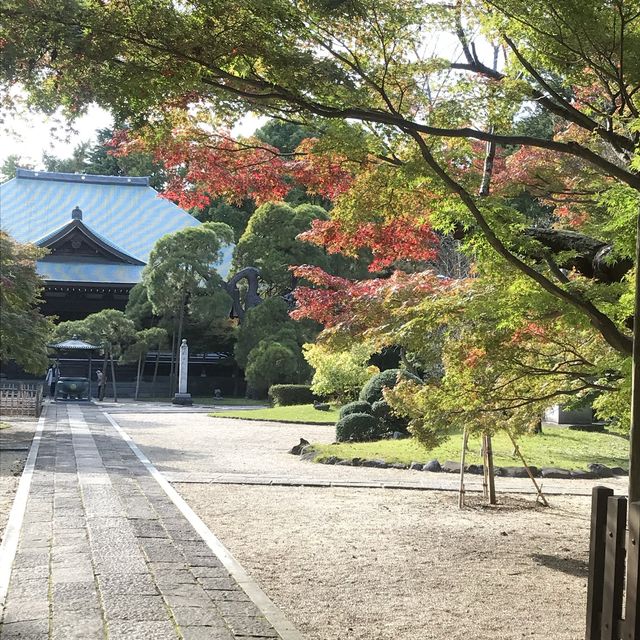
178, 484, 592, 640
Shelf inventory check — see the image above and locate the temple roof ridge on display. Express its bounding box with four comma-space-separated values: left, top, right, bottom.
15, 168, 149, 186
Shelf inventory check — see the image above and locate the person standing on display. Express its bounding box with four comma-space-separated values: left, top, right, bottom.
45, 362, 60, 398
95, 369, 104, 401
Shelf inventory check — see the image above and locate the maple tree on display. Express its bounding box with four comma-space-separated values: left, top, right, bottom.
2, 0, 639, 497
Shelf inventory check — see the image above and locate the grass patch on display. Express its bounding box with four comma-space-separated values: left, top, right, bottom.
211, 403, 340, 424
314, 428, 629, 470
0, 421, 12, 430
140, 396, 266, 406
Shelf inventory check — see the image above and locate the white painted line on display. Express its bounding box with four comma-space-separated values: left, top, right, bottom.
0, 408, 47, 611
102, 411, 304, 640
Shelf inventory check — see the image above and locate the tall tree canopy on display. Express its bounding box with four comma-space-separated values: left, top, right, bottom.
2, 0, 639, 492
0, 232, 53, 372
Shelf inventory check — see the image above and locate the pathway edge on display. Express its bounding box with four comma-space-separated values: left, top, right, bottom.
102, 411, 305, 640
0, 407, 47, 612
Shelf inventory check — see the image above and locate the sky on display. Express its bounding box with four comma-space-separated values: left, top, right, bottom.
0, 104, 264, 170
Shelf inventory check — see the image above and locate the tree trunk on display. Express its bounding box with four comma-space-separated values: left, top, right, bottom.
458, 429, 469, 509
100, 350, 108, 401
134, 353, 142, 401
109, 351, 118, 402
151, 350, 160, 399
629, 206, 640, 503
483, 433, 497, 505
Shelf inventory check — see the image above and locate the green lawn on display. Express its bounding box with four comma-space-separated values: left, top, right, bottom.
314, 428, 629, 470
210, 403, 340, 424
142, 396, 266, 406
0, 421, 12, 430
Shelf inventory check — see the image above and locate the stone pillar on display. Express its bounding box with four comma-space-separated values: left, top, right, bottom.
172, 339, 192, 405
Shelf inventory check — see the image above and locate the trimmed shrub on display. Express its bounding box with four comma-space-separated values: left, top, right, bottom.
359, 369, 422, 405
335, 412, 380, 442
268, 384, 315, 406
372, 399, 409, 435
339, 400, 373, 419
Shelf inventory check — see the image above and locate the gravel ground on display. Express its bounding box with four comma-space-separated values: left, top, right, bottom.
0, 419, 35, 543
114, 412, 627, 494
177, 483, 592, 640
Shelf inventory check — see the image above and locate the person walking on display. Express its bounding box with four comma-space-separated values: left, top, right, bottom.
45, 362, 60, 399
95, 369, 104, 401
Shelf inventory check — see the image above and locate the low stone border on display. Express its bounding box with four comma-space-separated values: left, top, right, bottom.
292, 446, 628, 480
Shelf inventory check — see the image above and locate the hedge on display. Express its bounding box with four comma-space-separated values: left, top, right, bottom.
335, 412, 380, 442
268, 384, 315, 406
339, 400, 373, 419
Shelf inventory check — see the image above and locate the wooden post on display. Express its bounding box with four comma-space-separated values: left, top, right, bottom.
109, 351, 118, 403
586, 487, 614, 640
134, 353, 142, 401
628, 205, 640, 504
507, 433, 549, 507
483, 433, 497, 505
459, 429, 469, 509
151, 350, 160, 399
625, 501, 640, 640
601, 496, 627, 640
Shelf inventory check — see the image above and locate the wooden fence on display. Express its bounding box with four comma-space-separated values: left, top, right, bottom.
586, 486, 639, 640
0, 384, 44, 418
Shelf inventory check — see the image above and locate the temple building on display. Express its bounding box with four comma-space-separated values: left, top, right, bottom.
0, 169, 231, 320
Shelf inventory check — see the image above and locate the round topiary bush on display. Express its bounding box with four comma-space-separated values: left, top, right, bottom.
359, 369, 422, 405
371, 399, 409, 435
335, 412, 380, 442
339, 400, 373, 419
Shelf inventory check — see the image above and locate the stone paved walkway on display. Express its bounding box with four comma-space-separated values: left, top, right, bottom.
0, 404, 284, 640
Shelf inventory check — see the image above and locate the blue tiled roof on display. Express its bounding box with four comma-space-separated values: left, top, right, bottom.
0, 170, 233, 282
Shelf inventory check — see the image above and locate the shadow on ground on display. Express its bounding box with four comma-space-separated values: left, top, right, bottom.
531, 553, 588, 577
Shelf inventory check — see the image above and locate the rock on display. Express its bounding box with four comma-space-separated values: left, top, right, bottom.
570, 469, 597, 479
323, 456, 339, 465
409, 462, 423, 471
442, 460, 461, 474
587, 463, 614, 478
497, 466, 538, 478
610, 466, 628, 476
541, 467, 572, 479
351, 458, 363, 467
313, 402, 331, 411
336, 459, 353, 466
392, 431, 409, 440
300, 450, 317, 462
465, 464, 484, 475
289, 438, 311, 455
300, 444, 314, 456
423, 460, 441, 473
389, 462, 408, 470
361, 459, 389, 468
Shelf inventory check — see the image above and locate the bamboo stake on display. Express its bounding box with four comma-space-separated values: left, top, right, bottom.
507, 432, 549, 507
484, 433, 497, 505
459, 429, 469, 508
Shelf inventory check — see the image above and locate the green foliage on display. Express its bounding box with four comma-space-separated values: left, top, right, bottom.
339, 401, 373, 418
54, 309, 137, 358
304, 341, 379, 402
335, 412, 380, 443
234, 297, 315, 388
255, 120, 318, 155
121, 327, 168, 363
196, 198, 255, 243
0, 232, 53, 373
371, 398, 408, 434
125, 283, 155, 330
144, 222, 234, 318
233, 202, 330, 294
244, 340, 301, 396
359, 369, 422, 404
268, 384, 315, 406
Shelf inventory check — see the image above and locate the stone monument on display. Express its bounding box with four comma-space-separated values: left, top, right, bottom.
172, 339, 192, 406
